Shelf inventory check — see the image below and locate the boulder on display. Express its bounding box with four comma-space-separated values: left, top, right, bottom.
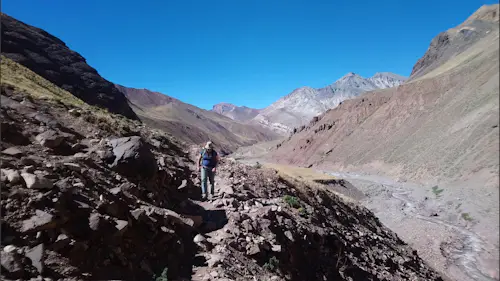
21, 173, 53, 189
108, 136, 157, 181
35, 130, 65, 148
2, 147, 24, 157
20, 210, 58, 233
25, 244, 45, 275
1, 250, 37, 279
1, 169, 21, 184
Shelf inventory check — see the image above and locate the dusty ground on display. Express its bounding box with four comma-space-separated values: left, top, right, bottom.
322, 170, 500, 281
235, 157, 499, 281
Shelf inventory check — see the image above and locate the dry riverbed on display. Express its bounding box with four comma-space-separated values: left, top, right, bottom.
234, 157, 499, 281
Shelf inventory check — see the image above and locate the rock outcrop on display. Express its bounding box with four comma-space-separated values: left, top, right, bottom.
409, 4, 499, 80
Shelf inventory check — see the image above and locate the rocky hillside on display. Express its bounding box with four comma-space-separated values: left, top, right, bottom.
410, 4, 499, 80
0, 54, 448, 280
251, 72, 406, 134
0, 13, 138, 120
115, 85, 279, 153
271, 4, 499, 187
211, 103, 261, 122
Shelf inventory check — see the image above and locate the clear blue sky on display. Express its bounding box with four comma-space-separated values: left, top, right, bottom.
4, 0, 498, 110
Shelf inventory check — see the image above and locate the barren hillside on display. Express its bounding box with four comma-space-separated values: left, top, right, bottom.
115, 85, 279, 153
271, 4, 499, 188
0, 56, 447, 281
269, 5, 499, 280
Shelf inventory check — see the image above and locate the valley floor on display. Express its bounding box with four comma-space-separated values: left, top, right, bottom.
234, 157, 499, 281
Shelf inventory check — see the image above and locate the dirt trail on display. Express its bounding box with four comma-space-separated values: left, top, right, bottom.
326, 171, 498, 281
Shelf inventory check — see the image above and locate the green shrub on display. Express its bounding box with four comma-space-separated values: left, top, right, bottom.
152, 267, 168, 281
263, 256, 279, 271
431, 186, 444, 197
283, 195, 301, 209
298, 207, 308, 217
461, 213, 473, 221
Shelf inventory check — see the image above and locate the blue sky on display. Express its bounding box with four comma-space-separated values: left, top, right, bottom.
4, 0, 498, 110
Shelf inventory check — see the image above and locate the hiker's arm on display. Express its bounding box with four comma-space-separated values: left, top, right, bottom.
213, 153, 220, 170
197, 154, 202, 169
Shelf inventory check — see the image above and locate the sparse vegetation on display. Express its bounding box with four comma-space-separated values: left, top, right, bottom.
254, 161, 262, 169
461, 212, 473, 221
152, 267, 168, 281
431, 186, 444, 198
283, 195, 301, 208
298, 207, 308, 217
263, 256, 279, 271
1, 55, 86, 108
1, 56, 140, 137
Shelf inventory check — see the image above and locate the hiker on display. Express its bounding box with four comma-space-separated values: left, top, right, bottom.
197, 141, 219, 200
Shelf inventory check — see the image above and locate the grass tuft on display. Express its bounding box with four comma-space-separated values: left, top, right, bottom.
283, 195, 301, 209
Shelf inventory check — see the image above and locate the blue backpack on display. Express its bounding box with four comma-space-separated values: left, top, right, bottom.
201, 148, 217, 167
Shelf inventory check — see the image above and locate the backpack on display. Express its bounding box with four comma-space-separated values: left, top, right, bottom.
201, 148, 216, 159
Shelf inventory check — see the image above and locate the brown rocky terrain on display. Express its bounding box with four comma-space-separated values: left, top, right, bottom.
1, 13, 138, 120
115, 85, 279, 154
0, 45, 449, 280
268, 4, 499, 281
271, 2, 499, 192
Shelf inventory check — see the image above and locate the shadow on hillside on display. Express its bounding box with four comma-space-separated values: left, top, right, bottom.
177, 199, 229, 234
313, 178, 366, 201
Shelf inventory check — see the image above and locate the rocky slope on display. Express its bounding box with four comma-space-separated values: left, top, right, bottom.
270, 4, 499, 186
115, 85, 279, 153
269, 6, 499, 280
410, 4, 499, 80
0, 54, 448, 280
251, 72, 406, 134
1, 13, 138, 120
211, 103, 261, 122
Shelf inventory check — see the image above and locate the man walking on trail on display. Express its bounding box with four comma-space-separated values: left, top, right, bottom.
197, 141, 219, 200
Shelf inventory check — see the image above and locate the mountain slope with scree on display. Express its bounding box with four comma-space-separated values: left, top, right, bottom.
0, 50, 447, 280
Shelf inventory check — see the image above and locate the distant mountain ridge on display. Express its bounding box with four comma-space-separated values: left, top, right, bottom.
211, 103, 261, 122
251, 72, 406, 134
115, 85, 279, 152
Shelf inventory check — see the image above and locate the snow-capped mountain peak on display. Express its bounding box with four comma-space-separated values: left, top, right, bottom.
250, 71, 407, 134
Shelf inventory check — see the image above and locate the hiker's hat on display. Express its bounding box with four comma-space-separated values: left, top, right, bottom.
205, 141, 213, 149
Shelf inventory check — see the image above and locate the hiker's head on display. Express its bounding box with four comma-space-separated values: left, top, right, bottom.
204, 141, 213, 151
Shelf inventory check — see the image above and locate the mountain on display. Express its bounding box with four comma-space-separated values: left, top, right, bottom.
1, 55, 445, 281
269, 6, 499, 279
0, 13, 138, 120
251, 72, 406, 134
410, 4, 500, 80
211, 103, 261, 122
271, 3, 499, 190
115, 85, 279, 153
